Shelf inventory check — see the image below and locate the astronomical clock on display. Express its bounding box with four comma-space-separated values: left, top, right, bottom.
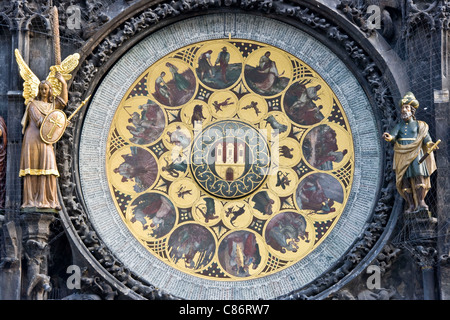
73, 13, 387, 300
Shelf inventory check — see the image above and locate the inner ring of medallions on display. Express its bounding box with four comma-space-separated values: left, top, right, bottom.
190, 120, 271, 199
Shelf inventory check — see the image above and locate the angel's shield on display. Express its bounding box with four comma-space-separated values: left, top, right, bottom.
40, 109, 68, 144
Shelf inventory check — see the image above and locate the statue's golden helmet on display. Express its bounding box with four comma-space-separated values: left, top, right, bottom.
399, 92, 419, 109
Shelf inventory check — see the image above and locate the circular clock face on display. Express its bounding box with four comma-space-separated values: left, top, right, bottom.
104, 38, 354, 280
79, 14, 382, 300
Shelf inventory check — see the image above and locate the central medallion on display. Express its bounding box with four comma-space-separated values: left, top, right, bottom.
190, 120, 271, 199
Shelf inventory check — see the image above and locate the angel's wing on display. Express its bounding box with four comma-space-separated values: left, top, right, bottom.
14, 49, 40, 105
46, 53, 80, 97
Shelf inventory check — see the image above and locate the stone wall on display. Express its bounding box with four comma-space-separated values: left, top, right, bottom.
0, 0, 448, 300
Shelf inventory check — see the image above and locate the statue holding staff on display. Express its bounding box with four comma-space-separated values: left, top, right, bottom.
382, 92, 439, 213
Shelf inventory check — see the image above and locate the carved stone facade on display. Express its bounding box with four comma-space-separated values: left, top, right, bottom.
0, 0, 448, 300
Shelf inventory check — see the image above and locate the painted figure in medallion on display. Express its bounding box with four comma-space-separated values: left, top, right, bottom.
303, 124, 348, 170
113, 147, 158, 193
284, 80, 325, 125
382, 92, 438, 213
155, 72, 173, 105
265, 211, 310, 254
166, 62, 191, 92
197, 50, 214, 81
245, 51, 289, 96
168, 224, 215, 270
190, 104, 207, 127
215, 47, 230, 83
129, 193, 176, 239
195, 197, 219, 223
125, 100, 165, 145
218, 231, 262, 277
252, 191, 275, 216
153, 62, 196, 107
296, 173, 343, 214
162, 154, 188, 179
196, 46, 242, 90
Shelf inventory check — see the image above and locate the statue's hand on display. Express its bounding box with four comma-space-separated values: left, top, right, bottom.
55, 72, 65, 84
426, 141, 439, 153
382, 132, 393, 142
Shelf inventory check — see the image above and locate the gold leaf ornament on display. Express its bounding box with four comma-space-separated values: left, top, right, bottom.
46, 53, 80, 97
14, 49, 40, 106
15, 49, 80, 105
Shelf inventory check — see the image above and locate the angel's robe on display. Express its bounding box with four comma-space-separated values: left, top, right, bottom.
19, 97, 65, 209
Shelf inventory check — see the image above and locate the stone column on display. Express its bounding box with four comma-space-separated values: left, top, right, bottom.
402, 210, 438, 300
20, 210, 55, 300
0, 4, 26, 300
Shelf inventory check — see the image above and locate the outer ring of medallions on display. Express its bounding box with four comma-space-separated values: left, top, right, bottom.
280, 75, 334, 128
242, 46, 293, 98
114, 96, 168, 147
294, 171, 345, 222
78, 14, 380, 297
188, 119, 271, 200
146, 57, 198, 108
299, 121, 353, 173
107, 146, 160, 196
194, 40, 244, 91
165, 221, 217, 274
216, 228, 268, 280
124, 190, 179, 242
262, 209, 315, 261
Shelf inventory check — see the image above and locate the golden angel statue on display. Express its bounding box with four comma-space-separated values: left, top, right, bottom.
15, 49, 80, 210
